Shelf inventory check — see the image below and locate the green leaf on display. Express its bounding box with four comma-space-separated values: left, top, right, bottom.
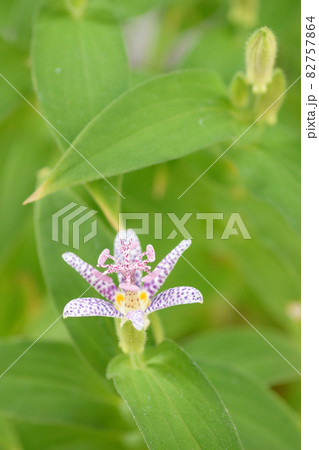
35, 187, 119, 373
196, 363, 301, 450
184, 327, 300, 386
0, 340, 131, 449
31, 0, 128, 148
108, 339, 243, 449
27, 70, 236, 202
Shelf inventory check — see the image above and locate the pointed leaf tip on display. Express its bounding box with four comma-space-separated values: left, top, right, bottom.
23, 185, 44, 205
23, 179, 51, 205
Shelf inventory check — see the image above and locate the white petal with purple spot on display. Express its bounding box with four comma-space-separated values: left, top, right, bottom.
143, 240, 191, 298
62, 252, 117, 302
146, 286, 203, 313
63, 297, 123, 318
125, 310, 145, 331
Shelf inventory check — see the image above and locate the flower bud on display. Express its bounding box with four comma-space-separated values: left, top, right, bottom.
246, 27, 277, 94
254, 69, 286, 125
146, 244, 155, 262
229, 72, 250, 108
228, 0, 259, 28
117, 320, 146, 354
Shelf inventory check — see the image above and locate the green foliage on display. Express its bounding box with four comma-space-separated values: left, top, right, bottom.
108, 340, 243, 449
184, 327, 300, 385
31, 0, 128, 148
0, 0, 300, 448
0, 340, 138, 449
200, 363, 300, 449
29, 70, 235, 202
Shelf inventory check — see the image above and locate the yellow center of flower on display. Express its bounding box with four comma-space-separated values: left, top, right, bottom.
139, 291, 150, 309
115, 290, 150, 314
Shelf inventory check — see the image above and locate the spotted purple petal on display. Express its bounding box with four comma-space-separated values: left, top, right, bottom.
143, 240, 192, 298
125, 310, 145, 331
62, 252, 118, 302
146, 286, 203, 314
114, 229, 142, 286
63, 297, 123, 318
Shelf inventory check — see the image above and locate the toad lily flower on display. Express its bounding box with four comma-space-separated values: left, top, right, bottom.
62, 230, 203, 332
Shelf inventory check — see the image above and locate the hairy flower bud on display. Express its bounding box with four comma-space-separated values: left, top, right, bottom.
116, 320, 146, 354
229, 72, 250, 108
246, 27, 277, 94
254, 69, 286, 125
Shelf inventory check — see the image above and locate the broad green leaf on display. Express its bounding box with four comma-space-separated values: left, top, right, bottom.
31, 0, 128, 148
184, 327, 300, 386
27, 70, 237, 202
108, 340, 243, 449
31, 0, 129, 223
196, 363, 300, 450
0, 340, 133, 449
35, 187, 120, 373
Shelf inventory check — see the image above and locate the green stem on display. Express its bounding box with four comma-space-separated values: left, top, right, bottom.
129, 352, 143, 369
150, 313, 165, 345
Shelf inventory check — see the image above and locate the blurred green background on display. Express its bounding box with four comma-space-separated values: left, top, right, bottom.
0, 0, 300, 449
